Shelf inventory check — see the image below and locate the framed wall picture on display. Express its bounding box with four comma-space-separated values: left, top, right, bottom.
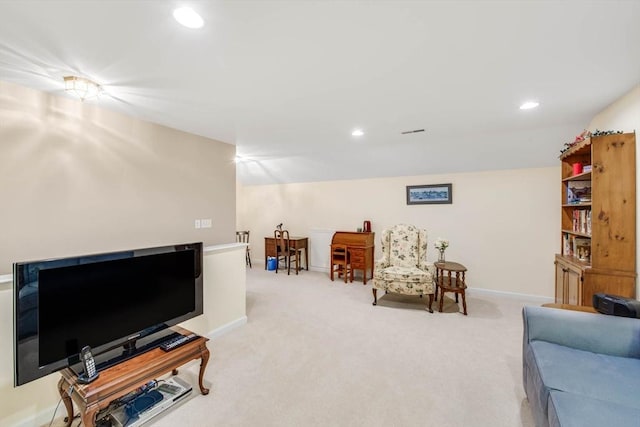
406, 184, 452, 205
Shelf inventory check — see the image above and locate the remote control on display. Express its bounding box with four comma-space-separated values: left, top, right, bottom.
158, 383, 181, 394
160, 333, 198, 351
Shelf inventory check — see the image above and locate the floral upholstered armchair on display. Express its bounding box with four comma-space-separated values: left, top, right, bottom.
372, 224, 435, 312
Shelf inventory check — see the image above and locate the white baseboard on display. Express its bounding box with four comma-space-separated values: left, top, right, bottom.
296, 270, 554, 302
207, 316, 248, 340
466, 286, 554, 303
12, 406, 60, 427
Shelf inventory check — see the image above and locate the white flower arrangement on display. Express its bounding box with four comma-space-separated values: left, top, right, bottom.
434, 238, 449, 251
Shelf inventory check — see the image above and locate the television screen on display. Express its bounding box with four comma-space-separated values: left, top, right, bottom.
13, 242, 203, 386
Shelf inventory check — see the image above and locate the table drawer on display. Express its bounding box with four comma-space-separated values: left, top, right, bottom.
350, 254, 365, 267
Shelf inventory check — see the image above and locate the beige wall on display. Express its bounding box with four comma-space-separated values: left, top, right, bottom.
0, 81, 242, 426
182, 244, 247, 339
588, 84, 640, 297
0, 80, 236, 274
239, 167, 560, 298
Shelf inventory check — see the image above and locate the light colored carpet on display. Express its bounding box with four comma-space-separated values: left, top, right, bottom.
120, 268, 537, 427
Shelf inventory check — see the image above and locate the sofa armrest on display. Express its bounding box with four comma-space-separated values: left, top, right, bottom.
523, 305, 640, 358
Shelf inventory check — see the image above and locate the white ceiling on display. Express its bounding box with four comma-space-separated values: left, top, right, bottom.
1, 1, 639, 185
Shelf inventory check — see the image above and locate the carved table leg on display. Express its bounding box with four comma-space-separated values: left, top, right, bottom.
82, 405, 99, 427
58, 377, 74, 427
461, 291, 468, 315
461, 271, 467, 315
199, 347, 210, 395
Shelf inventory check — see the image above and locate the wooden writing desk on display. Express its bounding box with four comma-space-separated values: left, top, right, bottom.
264, 236, 309, 272
331, 231, 375, 284
58, 326, 209, 427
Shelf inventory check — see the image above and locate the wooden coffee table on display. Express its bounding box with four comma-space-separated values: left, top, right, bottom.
435, 261, 468, 315
58, 326, 209, 427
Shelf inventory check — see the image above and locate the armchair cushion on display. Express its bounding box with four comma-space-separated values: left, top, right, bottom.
377, 266, 430, 283
388, 226, 421, 268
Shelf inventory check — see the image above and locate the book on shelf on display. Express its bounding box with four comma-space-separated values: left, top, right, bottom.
572, 209, 592, 234
573, 238, 591, 262
563, 234, 572, 256
567, 181, 592, 204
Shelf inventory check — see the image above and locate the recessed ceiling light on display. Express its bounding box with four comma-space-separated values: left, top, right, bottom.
520, 101, 540, 110
351, 129, 364, 137
173, 7, 204, 29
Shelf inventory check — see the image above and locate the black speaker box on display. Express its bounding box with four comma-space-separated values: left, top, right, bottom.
592, 293, 640, 318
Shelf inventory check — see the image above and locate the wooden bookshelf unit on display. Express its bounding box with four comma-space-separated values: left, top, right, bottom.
556, 132, 636, 306
57, 326, 210, 427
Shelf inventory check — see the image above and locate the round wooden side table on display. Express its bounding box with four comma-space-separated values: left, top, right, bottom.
434, 261, 468, 315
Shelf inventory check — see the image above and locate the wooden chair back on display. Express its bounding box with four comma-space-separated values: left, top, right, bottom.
330, 243, 352, 283
236, 231, 251, 267
274, 229, 291, 274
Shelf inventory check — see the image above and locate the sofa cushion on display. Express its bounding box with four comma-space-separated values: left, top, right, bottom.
530, 340, 640, 410
548, 391, 640, 427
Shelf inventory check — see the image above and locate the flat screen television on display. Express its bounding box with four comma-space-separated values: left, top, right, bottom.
13, 242, 203, 386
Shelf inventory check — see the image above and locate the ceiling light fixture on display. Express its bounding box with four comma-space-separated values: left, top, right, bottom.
520, 101, 540, 110
63, 76, 103, 101
351, 129, 364, 137
173, 7, 204, 29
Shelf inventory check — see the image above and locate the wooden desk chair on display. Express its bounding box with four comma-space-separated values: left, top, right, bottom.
236, 231, 251, 268
330, 243, 353, 283
274, 229, 302, 275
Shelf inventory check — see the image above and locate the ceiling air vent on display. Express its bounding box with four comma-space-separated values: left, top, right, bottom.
401, 129, 425, 135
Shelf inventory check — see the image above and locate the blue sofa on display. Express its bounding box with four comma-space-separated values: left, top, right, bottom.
522, 305, 640, 427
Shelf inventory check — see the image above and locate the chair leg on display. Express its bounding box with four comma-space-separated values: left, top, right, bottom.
372, 288, 378, 306
439, 288, 444, 313
427, 294, 434, 313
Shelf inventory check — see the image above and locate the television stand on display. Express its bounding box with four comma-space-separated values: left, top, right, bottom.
57, 326, 210, 427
